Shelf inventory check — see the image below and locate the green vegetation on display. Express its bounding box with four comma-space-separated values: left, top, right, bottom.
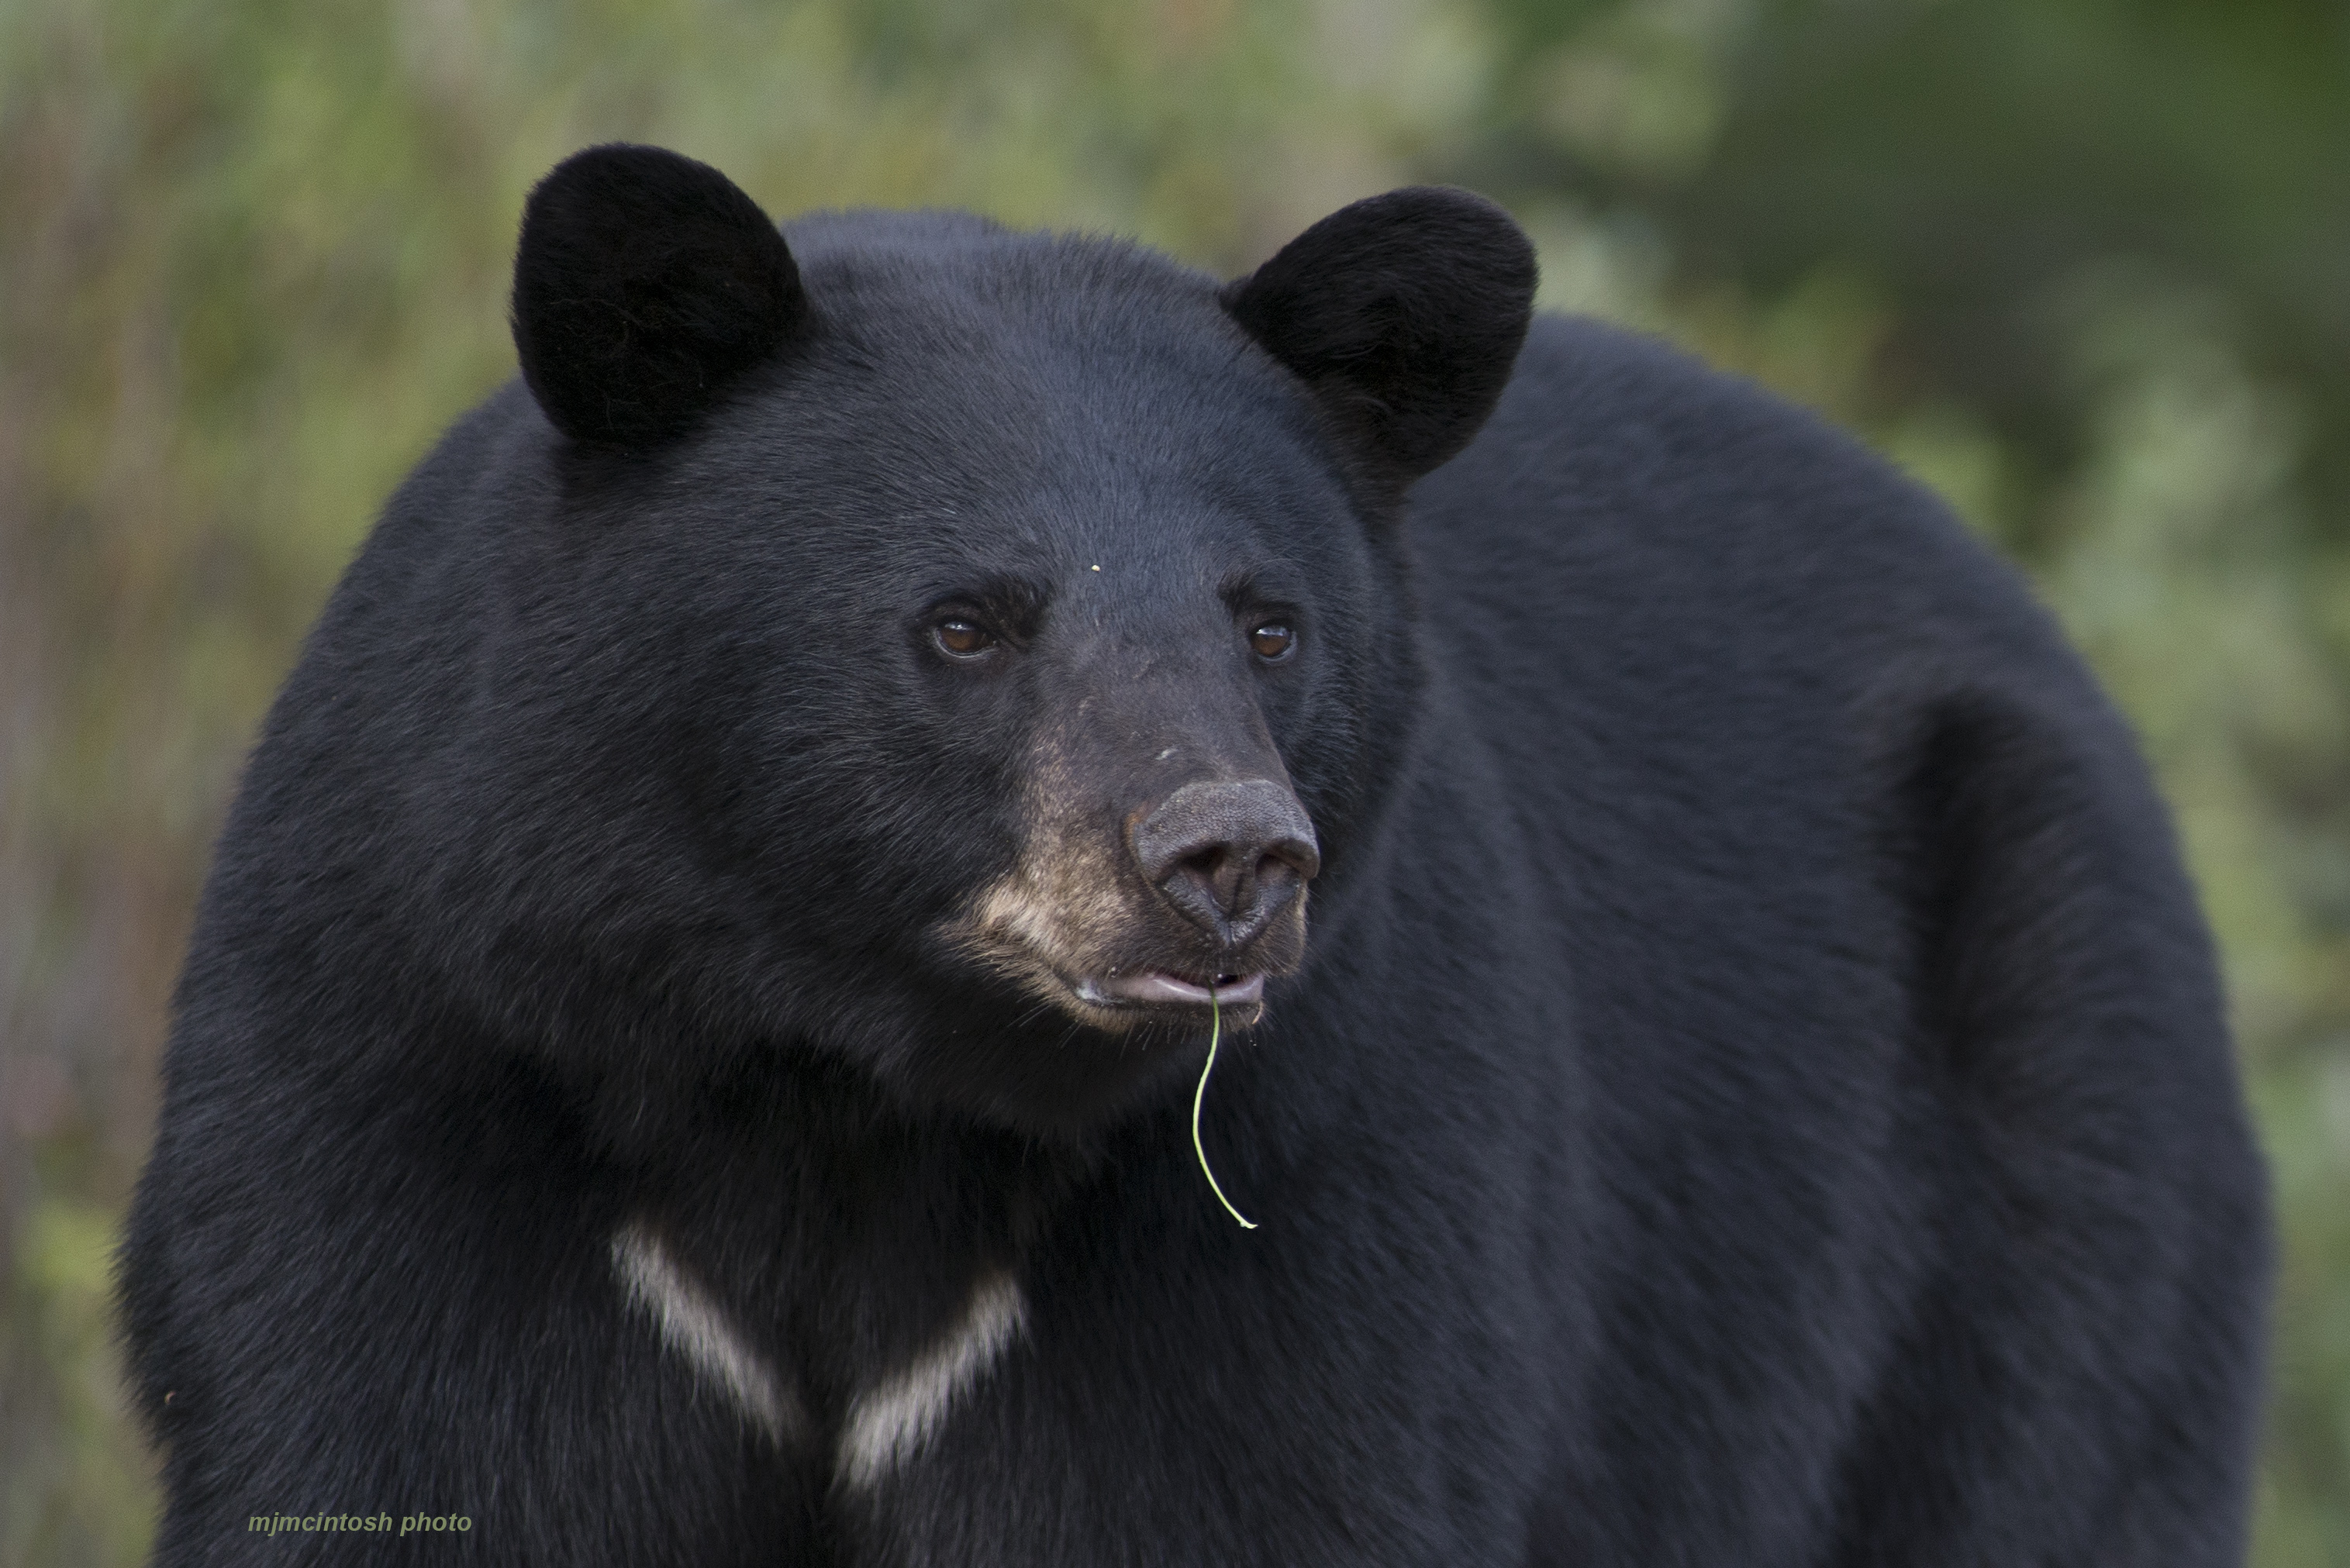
1195, 989, 1258, 1230
2, 1, 2342, 1560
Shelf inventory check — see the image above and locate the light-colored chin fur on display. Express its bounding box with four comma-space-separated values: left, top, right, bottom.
938, 876, 1284, 1033
936, 734, 1303, 1030
934, 826, 1153, 1032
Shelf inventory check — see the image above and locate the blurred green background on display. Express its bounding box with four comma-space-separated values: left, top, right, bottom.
2, 0, 2344, 1561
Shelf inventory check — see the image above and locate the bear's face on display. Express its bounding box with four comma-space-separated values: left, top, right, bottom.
485, 146, 1533, 1135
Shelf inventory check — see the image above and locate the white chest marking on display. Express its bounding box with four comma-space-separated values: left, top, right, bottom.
837, 1271, 1027, 1489
610, 1220, 806, 1446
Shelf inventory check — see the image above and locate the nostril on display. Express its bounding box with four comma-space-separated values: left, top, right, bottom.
1163, 844, 1234, 908
1260, 835, 1320, 880
1175, 845, 1230, 880
1172, 845, 1286, 920
1131, 778, 1320, 939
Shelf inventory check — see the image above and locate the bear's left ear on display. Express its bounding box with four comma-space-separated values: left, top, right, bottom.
1223, 188, 1536, 487
512, 143, 806, 446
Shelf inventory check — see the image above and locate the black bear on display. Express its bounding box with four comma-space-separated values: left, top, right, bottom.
119, 143, 2270, 1565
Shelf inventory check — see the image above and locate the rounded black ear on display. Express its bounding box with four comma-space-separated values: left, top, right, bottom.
512, 144, 806, 446
1222, 188, 1536, 484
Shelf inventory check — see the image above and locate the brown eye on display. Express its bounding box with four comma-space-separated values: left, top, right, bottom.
1249, 622, 1295, 661
933, 617, 996, 658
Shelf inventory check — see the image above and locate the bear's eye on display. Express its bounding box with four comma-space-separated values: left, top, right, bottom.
932, 617, 997, 659
1249, 622, 1296, 661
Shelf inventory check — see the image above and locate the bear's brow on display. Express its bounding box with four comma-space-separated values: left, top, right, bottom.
1219, 557, 1311, 612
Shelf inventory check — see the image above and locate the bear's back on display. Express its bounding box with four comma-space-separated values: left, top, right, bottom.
1405, 315, 2262, 1563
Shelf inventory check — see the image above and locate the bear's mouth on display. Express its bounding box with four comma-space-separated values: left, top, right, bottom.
1072, 970, 1265, 1010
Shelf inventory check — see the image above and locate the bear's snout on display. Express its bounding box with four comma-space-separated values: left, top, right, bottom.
1130, 778, 1320, 949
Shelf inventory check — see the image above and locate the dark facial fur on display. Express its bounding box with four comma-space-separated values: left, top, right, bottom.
196, 144, 1535, 1139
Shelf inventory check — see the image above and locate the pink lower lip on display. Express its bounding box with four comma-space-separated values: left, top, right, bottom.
1094, 971, 1265, 1007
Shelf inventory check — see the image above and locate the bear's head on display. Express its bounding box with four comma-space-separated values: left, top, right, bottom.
282, 144, 1531, 1139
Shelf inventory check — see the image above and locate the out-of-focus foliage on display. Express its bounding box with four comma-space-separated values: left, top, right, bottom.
1, 2, 2341, 1563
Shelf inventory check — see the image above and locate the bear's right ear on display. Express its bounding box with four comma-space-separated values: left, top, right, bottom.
1223, 188, 1535, 488
512, 144, 806, 446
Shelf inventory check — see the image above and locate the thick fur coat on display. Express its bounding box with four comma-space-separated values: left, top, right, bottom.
119, 144, 2270, 1566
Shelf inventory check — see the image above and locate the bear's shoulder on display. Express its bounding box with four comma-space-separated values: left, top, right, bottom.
1421, 312, 2047, 660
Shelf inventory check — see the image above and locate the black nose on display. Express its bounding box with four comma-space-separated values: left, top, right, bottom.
1131, 779, 1321, 948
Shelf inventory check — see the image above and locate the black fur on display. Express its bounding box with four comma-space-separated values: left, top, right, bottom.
1222, 186, 1537, 486
119, 147, 2269, 1566
512, 143, 806, 443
